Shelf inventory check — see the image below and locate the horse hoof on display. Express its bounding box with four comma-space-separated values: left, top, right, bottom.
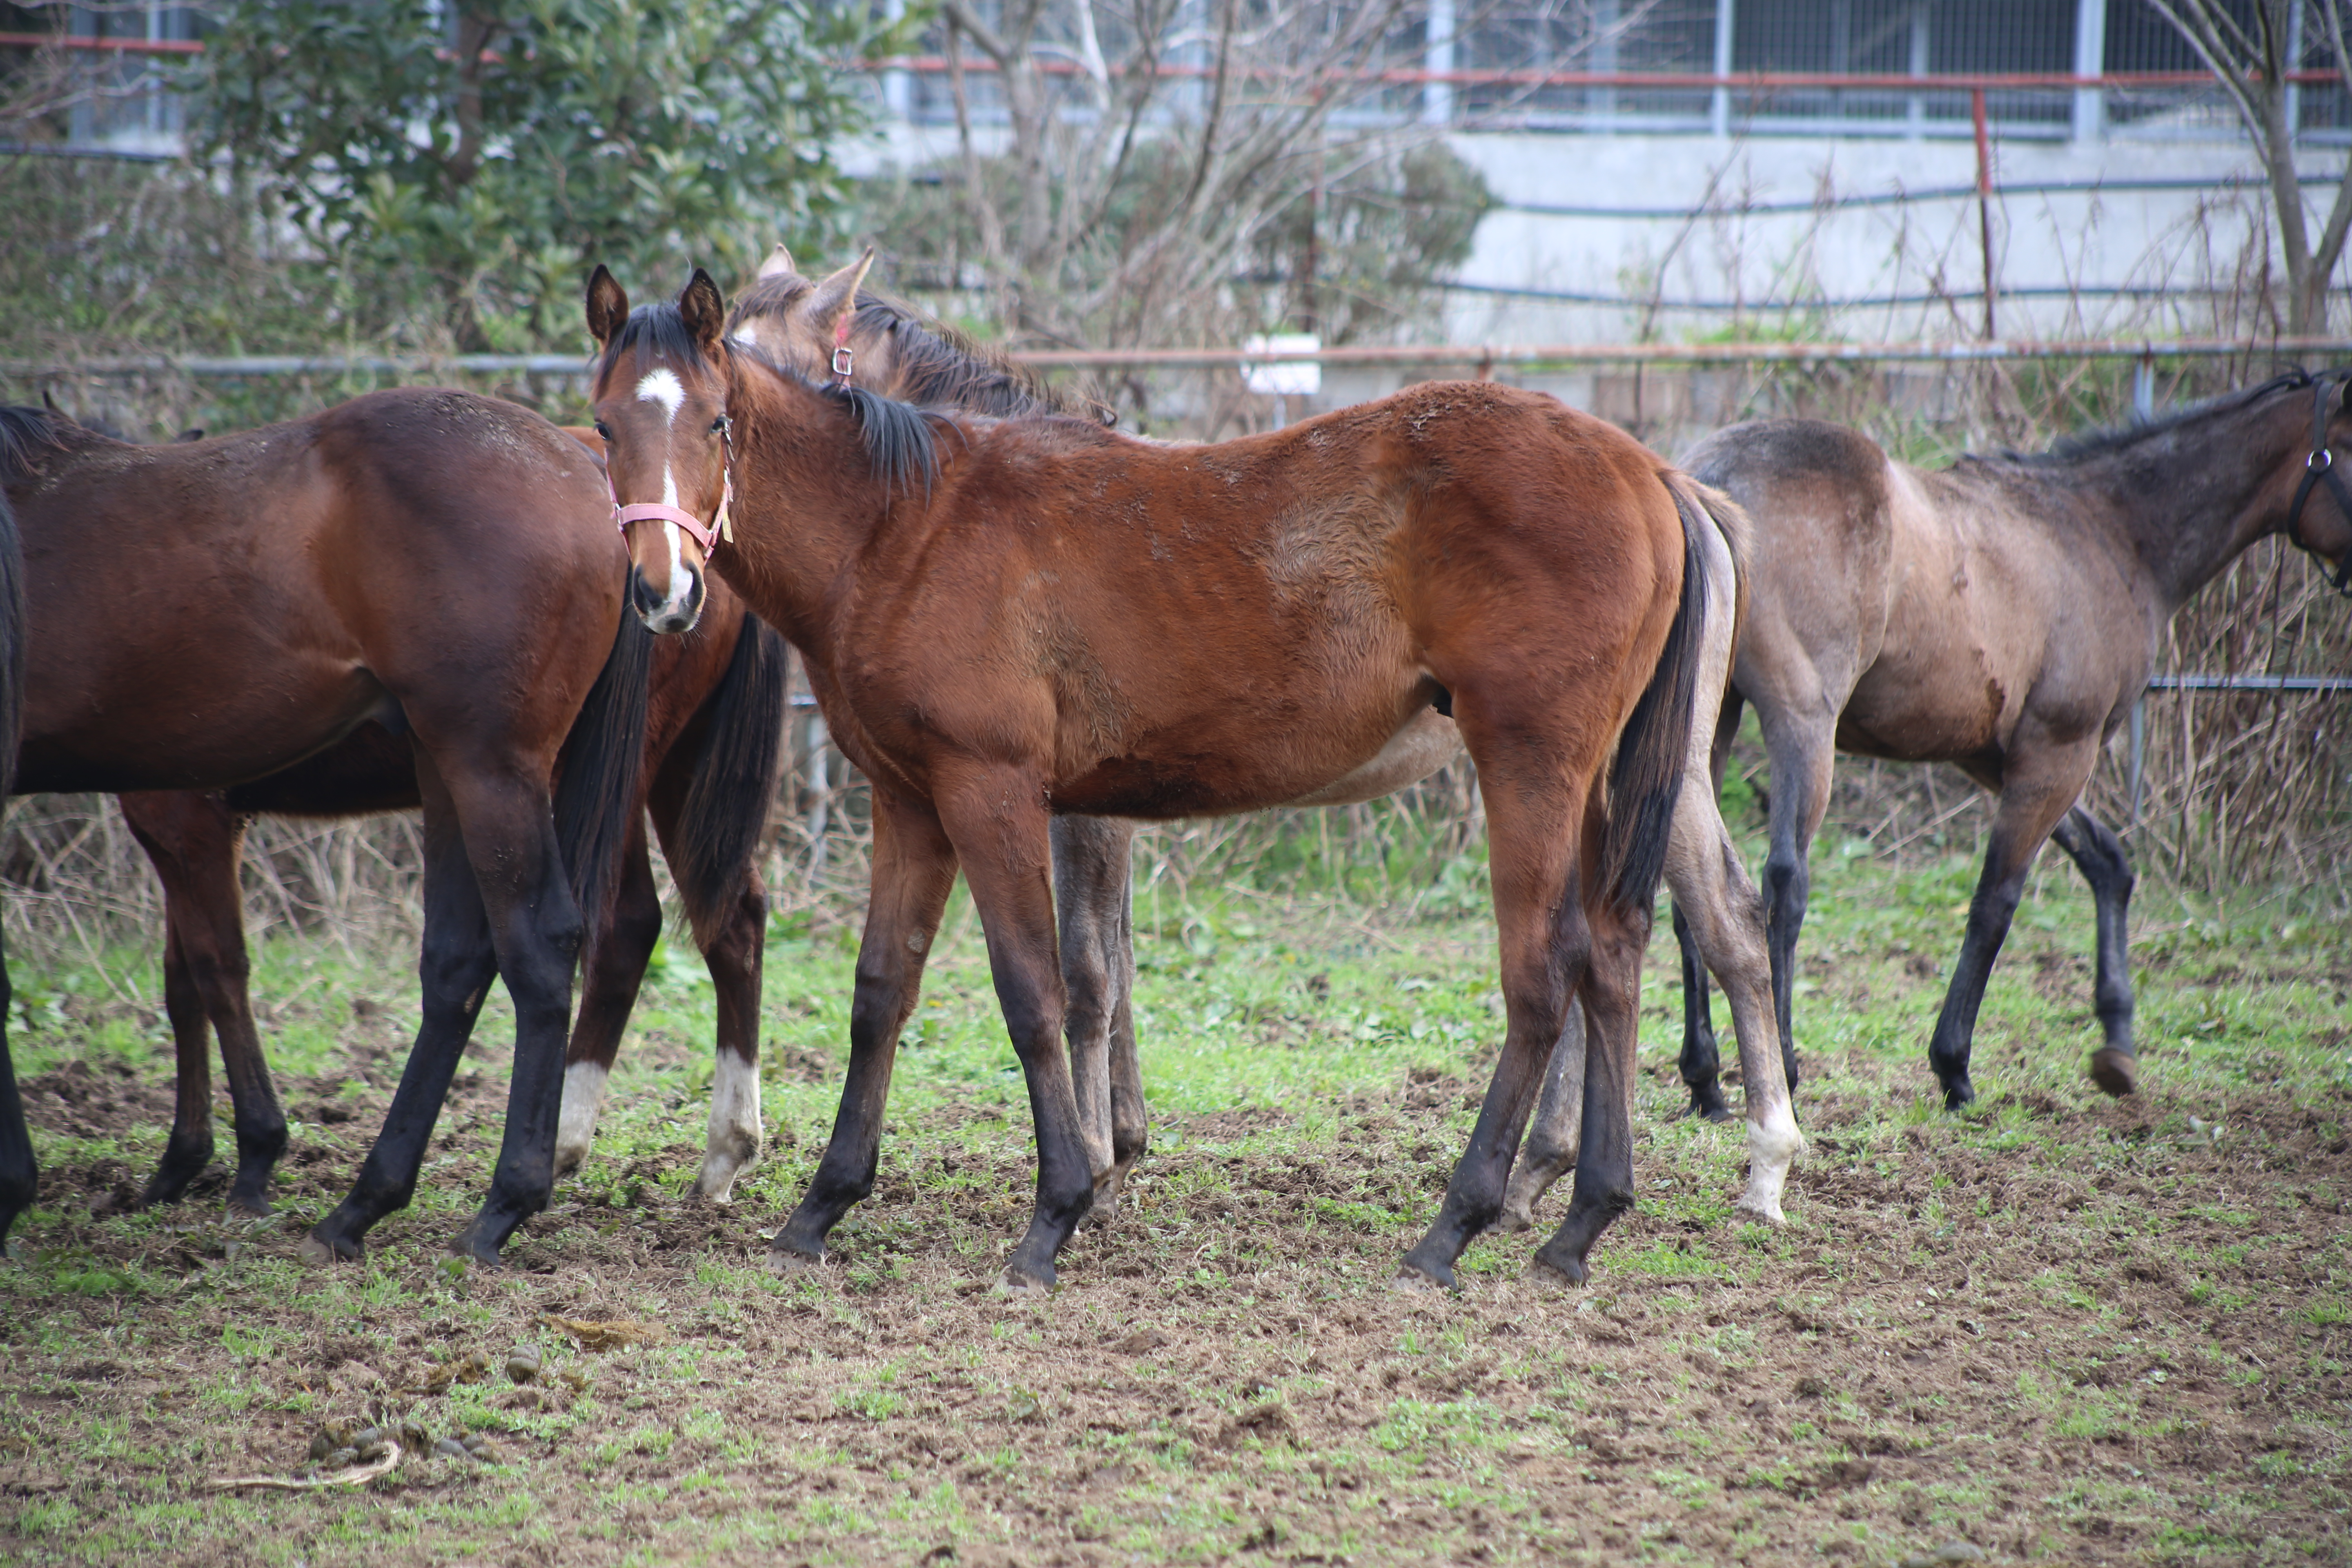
1941, 1077, 1977, 1111
226, 1192, 274, 1221
998, 1264, 1057, 1294
1528, 1245, 1589, 1286
1394, 1247, 1457, 1292
1492, 1205, 1535, 1235
2088, 1049, 2139, 1097
1696, 1103, 1735, 1125
297, 1232, 358, 1267
1733, 1196, 1787, 1227
1392, 1266, 1451, 1295
764, 1244, 823, 1276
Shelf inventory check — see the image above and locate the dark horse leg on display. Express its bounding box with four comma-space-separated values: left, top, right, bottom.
1755, 704, 1833, 1094
307, 752, 583, 1264
771, 791, 959, 1272
937, 770, 1100, 1288
1497, 1003, 1585, 1233
1054, 814, 1147, 1219
1532, 878, 1652, 1284
0, 930, 27, 1252
1926, 747, 2096, 1109
2049, 804, 2139, 1097
660, 786, 772, 1202
1401, 776, 1595, 1290
551, 820, 662, 1182
118, 792, 289, 1215
1670, 904, 1729, 1121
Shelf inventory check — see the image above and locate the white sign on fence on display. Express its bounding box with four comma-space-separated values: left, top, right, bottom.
1240, 334, 1322, 397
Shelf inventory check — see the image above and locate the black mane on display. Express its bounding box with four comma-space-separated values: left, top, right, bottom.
594, 302, 708, 380
2009, 368, 2325, 466
0, 405, 72, 485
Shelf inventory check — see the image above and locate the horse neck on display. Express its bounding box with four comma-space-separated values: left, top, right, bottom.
2058, 391, 2311, 612
721, 361, 894, 659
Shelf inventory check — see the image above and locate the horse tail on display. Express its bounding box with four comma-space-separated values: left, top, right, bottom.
553, 610, 654, 968
671, 615, 791, 947
1600, 471, 1713, 916
1686, 476, 1752, 657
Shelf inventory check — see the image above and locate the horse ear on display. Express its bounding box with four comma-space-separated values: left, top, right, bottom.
758, 244, 796, 280
680, 267, 728, 354
803, 247, 877, 335
38, 388, 60, 415
586, 265, 630, 348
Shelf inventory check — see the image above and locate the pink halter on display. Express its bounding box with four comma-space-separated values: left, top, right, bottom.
608, 442, 733, 557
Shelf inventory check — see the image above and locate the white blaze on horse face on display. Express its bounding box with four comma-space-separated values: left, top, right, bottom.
696, 1049, 764, 1202
635, 367, 686, 423
554, 1060, 611, 1177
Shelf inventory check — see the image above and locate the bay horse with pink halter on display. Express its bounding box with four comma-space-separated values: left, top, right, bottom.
585, 263, 1734, 1291
0, 392, 648, 1264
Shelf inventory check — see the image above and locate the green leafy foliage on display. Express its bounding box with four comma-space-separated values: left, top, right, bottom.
191, 0, 908, 349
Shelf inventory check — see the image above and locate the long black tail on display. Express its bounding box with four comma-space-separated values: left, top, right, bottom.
0, 488, 33, 1247
672, 616, 790, 947
1599, 471, 1713, 915
553, 610, 654, 969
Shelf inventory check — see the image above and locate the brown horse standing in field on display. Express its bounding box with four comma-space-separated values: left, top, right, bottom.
726, 249, 1804, 1231
0, 393, 648, 1263
114, 416, 788, 1217
586, 266, 1720, 1291
1670, 372, 2352, 1111
114, 574, 786, 1217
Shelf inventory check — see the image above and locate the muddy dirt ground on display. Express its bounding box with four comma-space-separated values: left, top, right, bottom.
0, 860, 2346, 1565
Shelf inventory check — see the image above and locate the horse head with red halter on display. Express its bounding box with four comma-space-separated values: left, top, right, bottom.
584, 265, 734, 635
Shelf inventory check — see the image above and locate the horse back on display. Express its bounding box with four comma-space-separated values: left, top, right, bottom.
860, 382, 1685, 815
9, 390, 621, 794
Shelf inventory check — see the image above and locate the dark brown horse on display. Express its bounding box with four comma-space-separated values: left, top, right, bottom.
728, 249, 1803, 1230
1670, 373, 2352, 1111
0, 392, 648, 1263
114, 563, 786, 1217
586, 266, 1722, 1291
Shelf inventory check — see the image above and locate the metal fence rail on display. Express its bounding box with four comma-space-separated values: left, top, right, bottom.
16, 337, 2352, 383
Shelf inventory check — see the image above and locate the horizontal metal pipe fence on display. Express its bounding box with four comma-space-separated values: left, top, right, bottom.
15, 338, 2352, 383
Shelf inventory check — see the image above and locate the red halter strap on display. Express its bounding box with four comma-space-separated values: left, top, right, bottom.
831, 312, 855, 381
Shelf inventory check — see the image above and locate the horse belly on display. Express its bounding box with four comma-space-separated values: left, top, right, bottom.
16, 666, 392, 795
1837, 662, 2007, 765
1050, 697, 1429, 820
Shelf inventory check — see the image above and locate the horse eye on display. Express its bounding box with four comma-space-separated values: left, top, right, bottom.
710, 416, 731, 436
593, 421, 613, 441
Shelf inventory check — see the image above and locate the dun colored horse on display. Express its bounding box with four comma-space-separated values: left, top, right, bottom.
587, 265, 1721, 1291
114, 570, 786, 1216
1669, 373, 2352, 1111
726, 250, 1802, 1232
0, 394, 648, 1263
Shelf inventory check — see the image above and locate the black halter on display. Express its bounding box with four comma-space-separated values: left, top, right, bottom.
2281, 371, 2352, 597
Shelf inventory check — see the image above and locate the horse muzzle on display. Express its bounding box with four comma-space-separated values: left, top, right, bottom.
632, 559, 706, 635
